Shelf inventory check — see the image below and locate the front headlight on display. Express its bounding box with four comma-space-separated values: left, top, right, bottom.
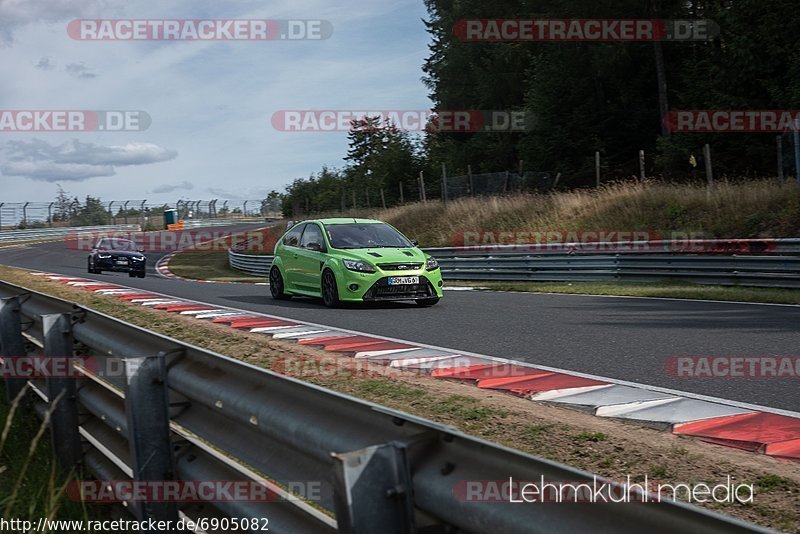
97, 253, 111, 259
342, 259, 376, 273
132, 256, 146, 262
425, 256, 439, 271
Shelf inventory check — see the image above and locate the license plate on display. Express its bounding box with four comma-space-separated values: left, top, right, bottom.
388, 276, 419, 285
115, 260, 128, 265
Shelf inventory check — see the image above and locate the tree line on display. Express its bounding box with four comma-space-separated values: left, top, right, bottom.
281, 0, 800, 216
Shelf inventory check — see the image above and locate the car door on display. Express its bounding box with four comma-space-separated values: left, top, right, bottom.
295, 222, 327, 293
280, 223, 305, 288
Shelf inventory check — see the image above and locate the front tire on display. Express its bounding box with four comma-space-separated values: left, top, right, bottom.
88, 258, 100, 274
416, 297, 440, 307
322, 270, 340, 308
270, 266, 291, 300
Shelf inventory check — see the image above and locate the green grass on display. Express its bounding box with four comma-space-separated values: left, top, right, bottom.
0, 384, 122, 530
166, 248, 264, 283
572, 431, 608, 443
456, 280, 800, 305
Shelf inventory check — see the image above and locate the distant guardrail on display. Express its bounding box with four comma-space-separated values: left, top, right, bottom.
181, 217, 278, 229
0, 281, 763, 533
228, 238, 800, 288
0, 224, 142, 243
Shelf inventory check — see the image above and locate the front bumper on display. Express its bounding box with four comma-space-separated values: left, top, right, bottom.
96, 258, 146, 273
337, 268, 444, 302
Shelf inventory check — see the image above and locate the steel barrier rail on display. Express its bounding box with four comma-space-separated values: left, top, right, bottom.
181, 217, 278, 229
0, 224, 142, 243
228, 242, 800, 288
0, 280, 765, 534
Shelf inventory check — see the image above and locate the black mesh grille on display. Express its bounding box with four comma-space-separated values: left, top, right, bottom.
377, 262, 423, 271
363, 278, 435, 300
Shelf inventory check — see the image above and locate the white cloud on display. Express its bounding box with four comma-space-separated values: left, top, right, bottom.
1, 160, 114, 181
0, 0, 432, 202
65, 62, 96, 79
0, 139, 177, 182
34, 56, 55, 70
0, 0, 107, 44
151, 180, 193, 194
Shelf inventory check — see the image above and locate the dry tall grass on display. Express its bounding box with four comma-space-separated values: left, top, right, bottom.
369, 180, 800, 247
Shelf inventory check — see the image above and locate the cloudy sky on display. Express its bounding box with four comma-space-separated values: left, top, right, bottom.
0, 0, 433, 203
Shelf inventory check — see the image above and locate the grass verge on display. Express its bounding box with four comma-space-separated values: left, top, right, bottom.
0, 384, 130, 531
374, 179, 800, 247
453, 280, 800, 305
163, 224, 286, 283
165, 249, 264, 283
0, 265, 798, 531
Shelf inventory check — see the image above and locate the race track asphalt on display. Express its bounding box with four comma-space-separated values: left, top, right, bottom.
1, 234, 799, 412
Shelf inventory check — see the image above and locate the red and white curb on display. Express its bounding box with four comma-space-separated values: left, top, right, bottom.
155, 252, 264, 285
33, 271, 800, 463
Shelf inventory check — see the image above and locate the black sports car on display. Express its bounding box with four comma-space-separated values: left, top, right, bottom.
87, 238, 146, 278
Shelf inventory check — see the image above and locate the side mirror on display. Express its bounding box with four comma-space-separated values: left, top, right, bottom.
410, 239, 419, 247
307, 242, 324, 252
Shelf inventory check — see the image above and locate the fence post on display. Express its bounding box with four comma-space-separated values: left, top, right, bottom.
595, 152, 601, 187
638, 150, 646, 181
503, 170, 510, 193
0, 297, 27, 402
777, 136, 785, 181
794, 119, 800, 185
419, 171, 427, 202
22, 202, 29, 227
48, 202, 54, 227
124, 352, 180, 523
42, 313, 82, 469
703, 143, 714, 186
441, 163, 449, 205
333, 442, 416, 533
399, 182, 404, 204
352, 190, 357, 209
380, 189, 386, 210
468, 165, 474, 196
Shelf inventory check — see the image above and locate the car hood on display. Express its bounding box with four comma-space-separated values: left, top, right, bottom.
335, 247, 426, 264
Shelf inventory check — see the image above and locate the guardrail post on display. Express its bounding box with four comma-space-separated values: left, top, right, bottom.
43, 313, 82, 469
124, 351, 180, 524
332, 442, 416, 533
0, 297, 27, 402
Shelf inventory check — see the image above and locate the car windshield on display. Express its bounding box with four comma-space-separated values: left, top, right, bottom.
324, 223, 412, 250
102, 239, 137, 251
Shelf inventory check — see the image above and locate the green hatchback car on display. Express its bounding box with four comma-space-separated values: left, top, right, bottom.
269, 218, 443, 307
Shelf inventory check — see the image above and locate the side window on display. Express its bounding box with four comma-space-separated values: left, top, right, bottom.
283, 224, 305, 247
300, 224, 324, 249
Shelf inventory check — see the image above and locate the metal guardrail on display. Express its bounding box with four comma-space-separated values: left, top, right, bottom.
181, 217, 276, 229
0, 224, 142, 243
229, 250, 275, 276
0, 281, 763, 533
229, 239, 800, 288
